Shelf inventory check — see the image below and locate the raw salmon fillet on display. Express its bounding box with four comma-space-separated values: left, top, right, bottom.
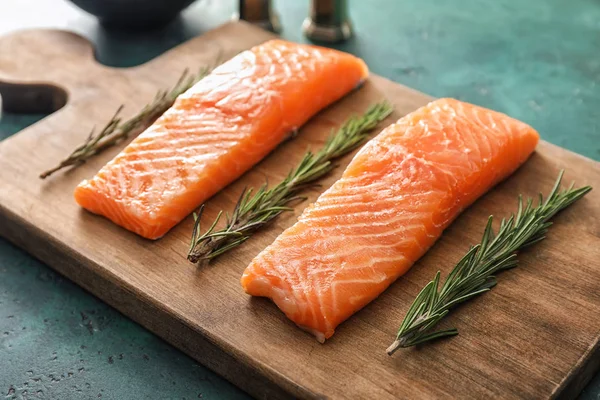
241, 98, 540, 342
74, 40, 368, 239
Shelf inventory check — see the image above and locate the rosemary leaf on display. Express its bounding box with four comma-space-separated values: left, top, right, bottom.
187, 101, 394, 264
387, 170, 591, 355
40, 64, 217, 179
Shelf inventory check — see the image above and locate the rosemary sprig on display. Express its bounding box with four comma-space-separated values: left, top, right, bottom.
40, 66, 214, 179
387, 171, 591, 355
187, 101, 394, 264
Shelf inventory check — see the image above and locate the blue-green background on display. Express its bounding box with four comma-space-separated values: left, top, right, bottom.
1, 0, 598, 398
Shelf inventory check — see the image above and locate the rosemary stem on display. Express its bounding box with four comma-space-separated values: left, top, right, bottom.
388, 171, 591, 352
39, 162, 70, 179
386, 340, 402, 356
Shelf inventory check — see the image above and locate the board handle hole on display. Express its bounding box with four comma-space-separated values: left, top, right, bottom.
0, 82, 68, 114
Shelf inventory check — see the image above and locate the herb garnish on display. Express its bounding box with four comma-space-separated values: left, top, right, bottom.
387, 171, 591, 354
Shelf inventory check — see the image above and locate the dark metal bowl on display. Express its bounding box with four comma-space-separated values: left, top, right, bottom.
68, 0, 197, 30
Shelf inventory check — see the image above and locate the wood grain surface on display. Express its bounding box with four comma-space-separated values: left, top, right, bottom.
0, 22, 599, 399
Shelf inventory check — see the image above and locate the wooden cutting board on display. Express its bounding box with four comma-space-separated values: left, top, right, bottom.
0, 21, 598, 400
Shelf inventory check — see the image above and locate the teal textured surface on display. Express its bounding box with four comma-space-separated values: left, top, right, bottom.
0, 0, 598, 398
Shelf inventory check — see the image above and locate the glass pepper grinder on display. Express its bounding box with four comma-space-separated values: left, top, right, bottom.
236, 0, 282, 33
303, 0, 353, 43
